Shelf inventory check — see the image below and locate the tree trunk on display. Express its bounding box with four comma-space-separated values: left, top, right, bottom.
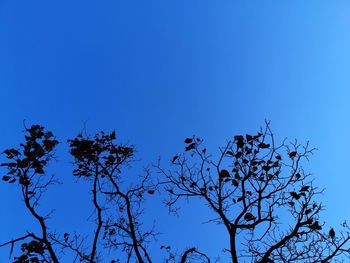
230, 231, 238, 263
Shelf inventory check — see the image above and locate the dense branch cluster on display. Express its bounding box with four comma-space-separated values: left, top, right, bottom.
1, 123, 350, 262
157, 123, 350, 262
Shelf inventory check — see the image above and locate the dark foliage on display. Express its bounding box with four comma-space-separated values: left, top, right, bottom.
1, 123, 350, 263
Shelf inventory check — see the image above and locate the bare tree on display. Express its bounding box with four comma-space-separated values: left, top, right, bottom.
157, 122, 350, 263
1, 123, 350, 262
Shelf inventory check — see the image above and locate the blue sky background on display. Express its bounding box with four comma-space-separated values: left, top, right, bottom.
1, 0, 350, 261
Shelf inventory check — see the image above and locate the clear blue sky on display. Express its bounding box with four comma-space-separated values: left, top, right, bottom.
1, 0, 350, 261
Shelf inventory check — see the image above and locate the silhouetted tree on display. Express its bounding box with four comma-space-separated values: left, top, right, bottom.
1, 123, 350, 262
157, 122, 350, 262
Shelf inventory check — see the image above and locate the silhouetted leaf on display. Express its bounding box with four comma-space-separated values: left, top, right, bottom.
219, 169, 230, 179
110, 131, 116, 140
289, 151, 297, 158
185, 143, 196, 151
244, 212, 255, 221
234, 135, 244, 148
184, 138, 193, 144
290, 191, 301, 200
232, 179, 239, 187
234, 135, 244, 141
226, 151, 234, 156
300, 185, 310, 192
309, 221, 322, 230
2, 175, 11, 181
3, 149, 20, 158
262, 165, 271, 172
42, 139, 58, 151
172, 155, 179, 163
246, 134, 253, 141
9, 178, 16, 183
258, 143, 270, 149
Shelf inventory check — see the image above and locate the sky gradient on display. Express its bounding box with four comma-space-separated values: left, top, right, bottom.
1, 0, 350, 261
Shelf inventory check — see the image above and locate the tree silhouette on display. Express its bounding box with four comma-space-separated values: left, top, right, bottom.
1, 123, 350, 262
